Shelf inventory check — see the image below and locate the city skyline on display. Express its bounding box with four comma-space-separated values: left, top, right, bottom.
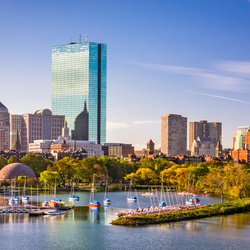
1, 1, 250, 149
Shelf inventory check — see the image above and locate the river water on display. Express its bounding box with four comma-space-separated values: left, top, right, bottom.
0, 191, 250, 250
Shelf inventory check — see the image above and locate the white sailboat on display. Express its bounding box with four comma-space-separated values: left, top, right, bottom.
22, 177, 30, 202
127, 179, 137, 202
68, 181, 79, 202
103, 176, 111, 205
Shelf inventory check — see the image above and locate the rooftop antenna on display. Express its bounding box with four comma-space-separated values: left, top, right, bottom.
84, 34, 88, 42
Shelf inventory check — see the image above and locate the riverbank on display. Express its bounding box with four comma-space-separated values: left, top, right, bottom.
112, 198, 250, 226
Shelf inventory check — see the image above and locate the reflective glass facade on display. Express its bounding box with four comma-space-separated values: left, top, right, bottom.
52, 42, 106, 144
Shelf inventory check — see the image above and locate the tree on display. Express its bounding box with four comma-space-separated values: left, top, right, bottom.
223, 164, 250, 198
135, 168, 158, 185
20, 153, 52, 177
201, 169, 226, 202
0, 156, 7, 169
7, 155, 19, 164
160, 167, 177, 186
39, 170, 62, 187
52, 157, 76, 186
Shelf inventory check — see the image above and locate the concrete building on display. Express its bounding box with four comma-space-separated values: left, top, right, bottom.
29, 139, 103, 158
0, 102, 10, 150
191, 137, 215, 157
161, 114, 187, 155
102, 143, 134, 158
28, 140, 52, 153
10, 109, 65, 151
189, 120, 222, 150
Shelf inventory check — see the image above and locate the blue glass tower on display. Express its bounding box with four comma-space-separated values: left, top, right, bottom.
52, 42, 106, 144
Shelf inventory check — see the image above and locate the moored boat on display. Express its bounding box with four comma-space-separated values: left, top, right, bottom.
44, 209, 66, 215
68, 182, 80, 202
186, 196, 200, 205
103, 198, 111, 205
103, 176, 111, 205
127, 195, 137, 202
89, 200, 101, 208
89, 175, 101, 208
69, 195, 80, 202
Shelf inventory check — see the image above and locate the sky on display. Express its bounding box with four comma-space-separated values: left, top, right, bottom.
0, 0, 250, 149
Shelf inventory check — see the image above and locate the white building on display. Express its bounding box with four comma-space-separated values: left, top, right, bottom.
28, 140, 52, 153
28, 139, 103, 158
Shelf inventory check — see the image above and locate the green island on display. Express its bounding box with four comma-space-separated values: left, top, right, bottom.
112, 199, 250, 226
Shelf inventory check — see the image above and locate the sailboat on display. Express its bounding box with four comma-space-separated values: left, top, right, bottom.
103, 176, 111, 205
50, 180, 64, 208
42, 181, 49, 207
68, 181, 79, 202
22, 177, 30, 202
159, 175, 166, 207
9, 179, 19, 204
89, 175, 101, 208
127, 179, 137, 202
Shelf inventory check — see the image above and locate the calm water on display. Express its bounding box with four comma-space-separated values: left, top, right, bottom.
0, 192, 250, 250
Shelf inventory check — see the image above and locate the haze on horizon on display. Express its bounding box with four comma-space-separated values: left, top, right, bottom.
0, 0, 250, 149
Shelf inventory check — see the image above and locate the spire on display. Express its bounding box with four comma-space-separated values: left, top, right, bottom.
84, 101, 87, 112
15, 129, 21, 152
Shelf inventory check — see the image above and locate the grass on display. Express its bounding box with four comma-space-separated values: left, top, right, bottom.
111, 199, 250, 226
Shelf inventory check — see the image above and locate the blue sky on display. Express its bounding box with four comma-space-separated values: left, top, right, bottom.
0, 0, 250, 149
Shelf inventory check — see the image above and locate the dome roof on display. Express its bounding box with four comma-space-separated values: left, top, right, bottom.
0, 163, 36, 180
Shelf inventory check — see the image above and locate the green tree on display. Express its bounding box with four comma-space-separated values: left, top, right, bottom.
52, 157, 76, 186
20, 153, 52, 177
0, 156, 7, 169
39, 170, 62, 187
7, 155, 19, 164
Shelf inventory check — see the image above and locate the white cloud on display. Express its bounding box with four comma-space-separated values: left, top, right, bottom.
107, 121, 130, 131
187, 90, 250, 105
130, 61, 250, 92
215, 60, 250, 77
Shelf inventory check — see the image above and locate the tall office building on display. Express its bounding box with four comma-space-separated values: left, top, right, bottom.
10, 109, 65, 151
233, 126, 250, 150
189, 120, 222, 150
52, 41, 107, 144
161, 114, 187, 155
0, 102, 10, 150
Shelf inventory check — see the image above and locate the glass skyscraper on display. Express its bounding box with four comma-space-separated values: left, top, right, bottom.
52, 42, 106, 144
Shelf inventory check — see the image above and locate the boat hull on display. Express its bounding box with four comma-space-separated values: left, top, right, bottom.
89, 203, 101, 208
127, 198, 137, 202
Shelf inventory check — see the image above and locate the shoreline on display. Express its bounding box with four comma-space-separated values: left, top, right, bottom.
111, 199, 250, 226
